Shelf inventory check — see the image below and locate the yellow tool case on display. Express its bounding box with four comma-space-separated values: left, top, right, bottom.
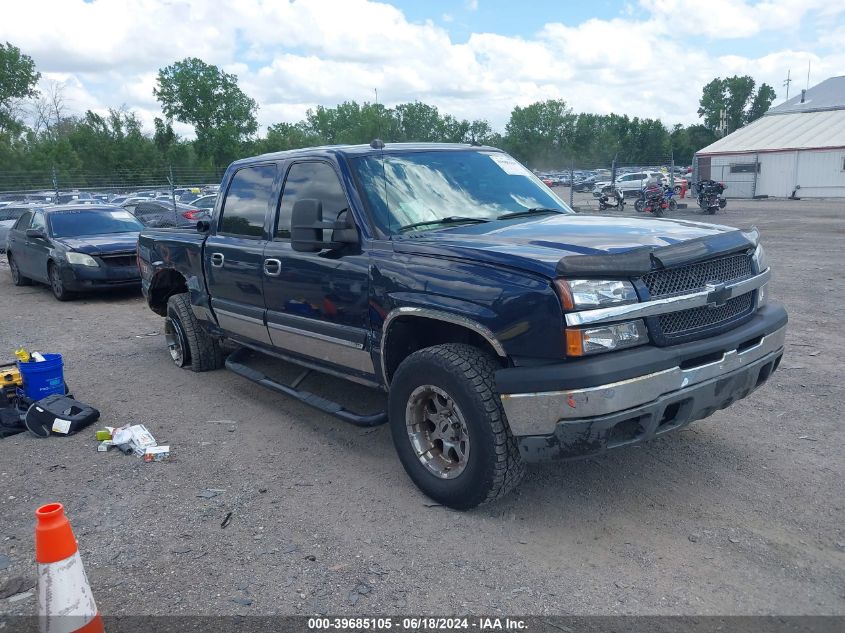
1, 362, 22, 404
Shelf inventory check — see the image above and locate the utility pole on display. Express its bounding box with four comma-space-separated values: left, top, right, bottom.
51, 165, 59, 203
783, 69, 792, 101
719, 109, 727, 137
167, 164, 178, 226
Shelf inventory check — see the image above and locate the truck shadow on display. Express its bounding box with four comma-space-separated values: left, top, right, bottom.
235, 351, 754, 516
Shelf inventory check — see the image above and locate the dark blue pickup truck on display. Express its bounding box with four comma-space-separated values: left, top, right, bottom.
137, 143, 786, 509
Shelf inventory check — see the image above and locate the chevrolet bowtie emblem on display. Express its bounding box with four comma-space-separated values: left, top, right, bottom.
705, 282, 730, 309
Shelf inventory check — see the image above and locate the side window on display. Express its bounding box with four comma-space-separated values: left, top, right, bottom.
31, 211, 46, 230
219, 164, 277, 238
275, 162, 348, 240
14, 211, 33, 230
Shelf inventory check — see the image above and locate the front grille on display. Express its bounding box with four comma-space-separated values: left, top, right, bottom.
641, 252, 756, 344
658, 292, 754, 338
99, 253, 137, 268
642, 253, 752, 297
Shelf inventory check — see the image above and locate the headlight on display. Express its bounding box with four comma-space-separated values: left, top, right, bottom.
66, 252, 99, 267
555, 279, 638, 310
752, 243, 767, 272
566, 319, 648, 356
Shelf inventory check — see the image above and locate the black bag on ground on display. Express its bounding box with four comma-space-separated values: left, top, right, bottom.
0, 407, 26, 438
25, 394, 100, 437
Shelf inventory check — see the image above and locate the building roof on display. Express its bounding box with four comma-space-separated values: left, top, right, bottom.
697, 76, 845, 155
767, 75, 845, 114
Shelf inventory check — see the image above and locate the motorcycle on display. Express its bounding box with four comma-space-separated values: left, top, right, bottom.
598, 186, 625, 211
634, 184, 672, 217
697, 179, 727, 214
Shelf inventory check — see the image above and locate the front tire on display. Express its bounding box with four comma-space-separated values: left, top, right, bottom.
8, 255, 32, 286
48, 262, 73, 301
165, 292, 223, 372
634, 199, 644, 212
388, 344, 525, 509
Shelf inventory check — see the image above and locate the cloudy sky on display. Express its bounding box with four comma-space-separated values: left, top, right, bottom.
3, 0, 844, 137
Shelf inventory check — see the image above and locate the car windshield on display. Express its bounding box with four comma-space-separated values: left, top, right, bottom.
48, 209, 144, 237
351, 150, 572, 234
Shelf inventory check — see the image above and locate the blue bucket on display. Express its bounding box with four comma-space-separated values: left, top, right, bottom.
18, 354, 65, 399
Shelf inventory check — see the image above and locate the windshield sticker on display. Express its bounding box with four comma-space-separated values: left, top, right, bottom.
109, 211, 134, 220
484, 153, 530, 176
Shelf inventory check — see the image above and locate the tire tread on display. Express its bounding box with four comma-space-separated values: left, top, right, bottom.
392, 343, 525, 507
167, 292, 223, 372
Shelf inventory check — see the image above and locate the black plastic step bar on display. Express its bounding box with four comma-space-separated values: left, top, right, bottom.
225, 347, 388, 427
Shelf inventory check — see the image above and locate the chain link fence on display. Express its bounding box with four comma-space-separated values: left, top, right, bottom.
0, 166, 224, 199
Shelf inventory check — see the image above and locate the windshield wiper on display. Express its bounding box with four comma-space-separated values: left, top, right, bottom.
497, 208, 561, 220
398, 216, 491, 233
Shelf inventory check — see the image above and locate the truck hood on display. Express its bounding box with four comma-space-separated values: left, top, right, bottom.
392, 214, 747, 278
57, 232, 140, 254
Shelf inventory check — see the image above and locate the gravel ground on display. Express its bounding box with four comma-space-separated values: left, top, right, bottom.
0, 198, 843, 617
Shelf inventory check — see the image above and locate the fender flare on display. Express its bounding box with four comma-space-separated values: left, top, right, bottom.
379, 306, 507, 385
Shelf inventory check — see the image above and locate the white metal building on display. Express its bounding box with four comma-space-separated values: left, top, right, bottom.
695, 76, 845, 198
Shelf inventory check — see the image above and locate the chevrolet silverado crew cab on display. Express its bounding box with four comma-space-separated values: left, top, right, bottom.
137, 143, 787, 509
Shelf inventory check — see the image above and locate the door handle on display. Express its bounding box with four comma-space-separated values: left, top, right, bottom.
210, 252, 224, 268
264, 258, 282, 277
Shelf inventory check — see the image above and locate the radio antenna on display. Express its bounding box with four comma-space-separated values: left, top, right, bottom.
374, 88, 381, 140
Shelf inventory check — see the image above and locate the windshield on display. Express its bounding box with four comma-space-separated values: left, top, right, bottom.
48, 210, 144, 238
351, 150, 572, 234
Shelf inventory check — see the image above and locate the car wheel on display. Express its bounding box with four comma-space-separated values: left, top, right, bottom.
165, 292, 223, 372
48, 262, 73, 301
674, 185, 682, 194
8, 255, 32, 286
388, 343, 525, 509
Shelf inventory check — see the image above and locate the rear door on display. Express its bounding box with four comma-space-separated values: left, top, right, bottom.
205, 163, 278, 346
6, 210, 33, 274
261, 160, 374, 378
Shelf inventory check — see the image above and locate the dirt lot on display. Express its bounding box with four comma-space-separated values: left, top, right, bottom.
0, 198, 843, 617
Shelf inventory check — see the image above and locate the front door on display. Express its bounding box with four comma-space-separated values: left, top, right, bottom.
261, 161, 374, 380
205, 163, 278, 346
24, 210, 51, 282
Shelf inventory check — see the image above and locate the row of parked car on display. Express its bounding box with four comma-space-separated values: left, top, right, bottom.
537, 166, 692, 197
0, 185, 220, 251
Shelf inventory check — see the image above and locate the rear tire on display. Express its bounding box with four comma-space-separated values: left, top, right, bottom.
388, 343, 525, 509
8, 254, 32, 286
165, 292, 223, 372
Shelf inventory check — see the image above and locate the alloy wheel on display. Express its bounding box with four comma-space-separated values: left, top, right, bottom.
405, 385, 471, 479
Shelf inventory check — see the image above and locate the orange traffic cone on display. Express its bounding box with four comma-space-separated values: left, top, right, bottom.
35, 503, 104, 633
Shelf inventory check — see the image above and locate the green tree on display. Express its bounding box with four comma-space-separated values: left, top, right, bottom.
154, 57, 258, 166
698, 76, 777, 134
747, 83, 776, 123
262, 121, 322, 152
0, 42, 41, 133
504, 99, 575, 167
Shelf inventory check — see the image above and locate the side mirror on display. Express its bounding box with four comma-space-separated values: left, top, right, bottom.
26, 228, 45, 239
291, 199, 358, 253
196, 219, 211, 233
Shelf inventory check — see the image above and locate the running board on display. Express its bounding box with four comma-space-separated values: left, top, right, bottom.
225, 347, 388, 427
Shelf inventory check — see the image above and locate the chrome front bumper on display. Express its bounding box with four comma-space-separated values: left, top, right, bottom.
500, 324, 786, 438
